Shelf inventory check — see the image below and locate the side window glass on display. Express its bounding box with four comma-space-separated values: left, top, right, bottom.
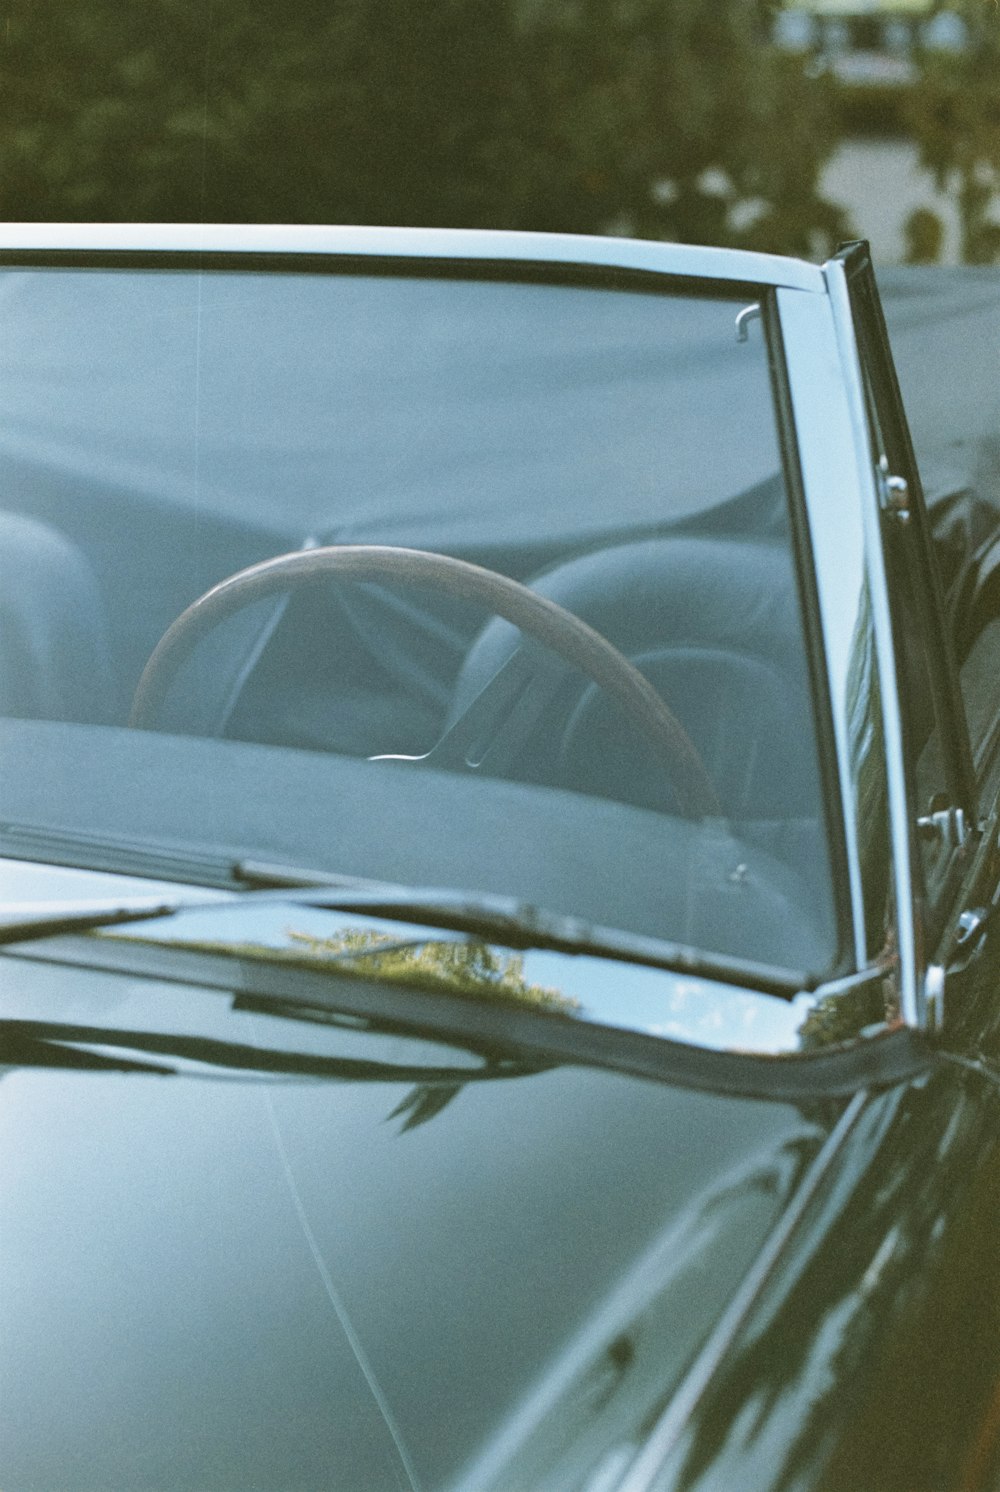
961, 618, 1000, 790
851, 277, 970, 919
877, 466, 955, 902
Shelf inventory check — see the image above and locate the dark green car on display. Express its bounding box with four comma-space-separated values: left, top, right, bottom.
1, 225, 999, 1491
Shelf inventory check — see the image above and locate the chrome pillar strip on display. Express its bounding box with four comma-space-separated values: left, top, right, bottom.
823, 259, 920, 1027
775, 286, 869, 969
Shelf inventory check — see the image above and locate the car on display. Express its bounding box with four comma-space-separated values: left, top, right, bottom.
1, 223, 999, 1492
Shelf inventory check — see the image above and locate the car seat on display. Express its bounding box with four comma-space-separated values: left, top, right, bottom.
0, 513, 119, 725
447, 537, 823, 823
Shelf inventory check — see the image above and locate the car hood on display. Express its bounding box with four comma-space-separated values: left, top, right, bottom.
0, 926, 832, 1492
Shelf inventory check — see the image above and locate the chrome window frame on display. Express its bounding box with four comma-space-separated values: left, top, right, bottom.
0, 221, 825, 291
773, 285, 872, 974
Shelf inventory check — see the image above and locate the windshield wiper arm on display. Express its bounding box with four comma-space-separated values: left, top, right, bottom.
237, 861, 712, 966
2, 874, 802, 995
0, 897, 182, 947
273, 884, 803, 996
0, 881, 374, 949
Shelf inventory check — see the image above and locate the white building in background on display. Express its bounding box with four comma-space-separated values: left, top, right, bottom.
774, 0, 969, 87
774, 1, 976, 264
820, 139, 964, 263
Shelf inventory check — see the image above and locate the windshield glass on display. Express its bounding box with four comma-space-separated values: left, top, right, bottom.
0, 263, 836, 976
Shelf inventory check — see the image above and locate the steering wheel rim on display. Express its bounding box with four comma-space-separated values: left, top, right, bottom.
129, 545, 721, 817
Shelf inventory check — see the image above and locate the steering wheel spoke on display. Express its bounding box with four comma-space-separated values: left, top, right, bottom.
372, 646, 569, 773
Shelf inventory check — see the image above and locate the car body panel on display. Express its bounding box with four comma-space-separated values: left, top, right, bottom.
624, 1057, 1000, 1492
0, 950, 829, 1492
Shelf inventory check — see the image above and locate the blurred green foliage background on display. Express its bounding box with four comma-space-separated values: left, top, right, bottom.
0, 0, 995, 260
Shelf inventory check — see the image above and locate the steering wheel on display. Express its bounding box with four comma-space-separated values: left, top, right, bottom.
129, 545, 720, 817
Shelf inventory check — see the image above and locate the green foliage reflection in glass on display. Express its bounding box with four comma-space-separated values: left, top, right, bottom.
286, 929, 577, 1013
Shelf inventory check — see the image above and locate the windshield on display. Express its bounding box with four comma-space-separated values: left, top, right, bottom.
0, 262, 836, 976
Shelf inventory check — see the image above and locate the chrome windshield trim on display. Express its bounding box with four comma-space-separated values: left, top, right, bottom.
2, 901, 897, 1061
823, 256, 919, 1027
0, 222, 825, 291
775, 286, 868, 970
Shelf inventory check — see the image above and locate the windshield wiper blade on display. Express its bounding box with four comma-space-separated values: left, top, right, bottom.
234, 862, 804, 993
2, 873, 802, 995
0, 883, 362, 949
0, 897, 182, 947
237, 861, 708, 965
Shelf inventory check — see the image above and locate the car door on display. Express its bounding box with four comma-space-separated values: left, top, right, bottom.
831, 242, 1000, 1036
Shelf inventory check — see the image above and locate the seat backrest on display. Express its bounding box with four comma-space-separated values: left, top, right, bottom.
449, 537, 821, 820
0, 513, 119, 725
